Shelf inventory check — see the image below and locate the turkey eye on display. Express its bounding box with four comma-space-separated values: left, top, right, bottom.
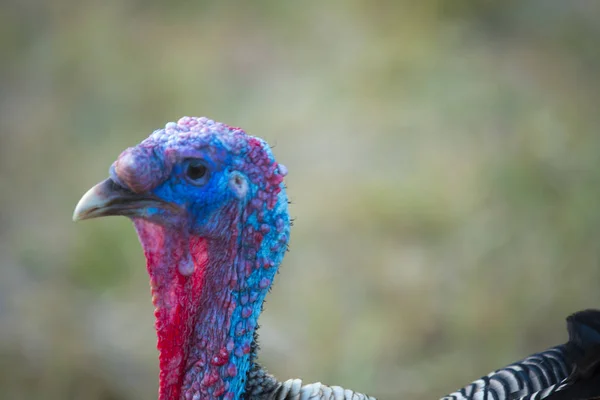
184, 160, 209, 184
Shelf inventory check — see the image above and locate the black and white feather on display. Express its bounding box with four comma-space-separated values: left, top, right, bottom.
441, 309, 600, 400
245, 363, 375, 400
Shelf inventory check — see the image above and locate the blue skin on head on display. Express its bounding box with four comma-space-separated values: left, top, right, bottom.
110, 117, 290, 400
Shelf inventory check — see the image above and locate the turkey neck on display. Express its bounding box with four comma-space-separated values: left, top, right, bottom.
133, 203, 289, 400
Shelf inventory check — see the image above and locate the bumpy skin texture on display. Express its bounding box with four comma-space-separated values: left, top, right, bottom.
78, 117, 600, 400
100, 117, 374, 400
75, 117, 600, 400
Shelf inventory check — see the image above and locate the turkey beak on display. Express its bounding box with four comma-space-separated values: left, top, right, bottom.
73, 178, 170, 221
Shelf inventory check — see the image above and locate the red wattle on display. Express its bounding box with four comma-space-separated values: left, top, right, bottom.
134, 220, 209, 400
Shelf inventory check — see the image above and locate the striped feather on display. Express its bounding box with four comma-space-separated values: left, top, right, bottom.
441, 345, 573, 400
442, 310, 600, 400
245, 310, 600, 399
244, 363, 375, 400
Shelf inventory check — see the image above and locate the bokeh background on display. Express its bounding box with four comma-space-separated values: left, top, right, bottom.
2, 1, 600, 399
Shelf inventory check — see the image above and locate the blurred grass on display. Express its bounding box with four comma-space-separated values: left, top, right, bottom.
1, 1, 600, 399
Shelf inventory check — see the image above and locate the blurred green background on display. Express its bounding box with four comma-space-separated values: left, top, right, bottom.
1, 1, 600, 399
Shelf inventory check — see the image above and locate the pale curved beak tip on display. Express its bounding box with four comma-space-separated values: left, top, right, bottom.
72, 178, 168, 222
73, 184, 105, 222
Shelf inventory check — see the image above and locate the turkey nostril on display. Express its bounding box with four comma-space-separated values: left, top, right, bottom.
104, 177, 136, 197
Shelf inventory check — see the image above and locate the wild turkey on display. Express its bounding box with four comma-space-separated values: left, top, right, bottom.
73, 117, 600, 400
73, 117, 374, 400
